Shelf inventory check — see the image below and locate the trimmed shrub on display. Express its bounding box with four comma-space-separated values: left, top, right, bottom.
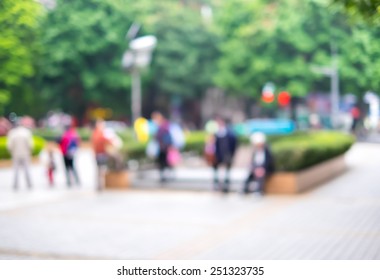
33, 128, 92, 141
183, 131, 208, 154
123, 130, 355, 172
123, 131, 208, 161
271, 131, 354, 171
0, 136, 46, 160
125, 141, 147, 160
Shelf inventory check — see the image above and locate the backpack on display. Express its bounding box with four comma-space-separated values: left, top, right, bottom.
66, 137, 78, 158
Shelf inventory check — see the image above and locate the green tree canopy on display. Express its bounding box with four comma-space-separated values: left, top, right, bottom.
25, 0, 221, 121
3, 0, 380, 122
213, 0, 380, 100
148, 2, 219, 99
333, 0, 380, 23
0, 0, 42, 114
37, 0, 133, 121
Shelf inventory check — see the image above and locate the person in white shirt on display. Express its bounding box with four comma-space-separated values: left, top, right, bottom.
7, 120, 34, 190
243, 132, 274, 195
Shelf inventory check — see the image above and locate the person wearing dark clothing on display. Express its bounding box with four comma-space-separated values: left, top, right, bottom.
350, 106, 361, 133
152, 112, 173, 182
213, 118, 237, 192
243, 132, 275, 195
59, 126, 81, 187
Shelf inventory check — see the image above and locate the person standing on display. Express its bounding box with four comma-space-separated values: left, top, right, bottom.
91, 120, 112, 190
350, 105, 361, 133
243, 132, 275, 195
59, 125, 81, 187
46, 144, 56, 186
213, 117, 237, 192
7, 120, 34, 190
151, 112, 173, 183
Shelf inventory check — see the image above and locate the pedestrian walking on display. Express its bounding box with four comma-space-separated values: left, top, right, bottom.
91, 120, 112, 190
59, 125, 81, 187
7, 119, 34, 190
151, 112, 174, 183
350, 105, 361, 134
243, 132, 275, 195
212, 117, 237, 192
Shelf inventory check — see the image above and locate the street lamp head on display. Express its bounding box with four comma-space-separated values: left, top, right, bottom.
129, 35, 157, 51
122, 35, 158, 122
129, 35, 157, 68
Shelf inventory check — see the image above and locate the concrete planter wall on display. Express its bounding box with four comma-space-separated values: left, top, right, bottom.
105, 171, 130, 189
0, 157, 40, 168
265, 155, 346, 194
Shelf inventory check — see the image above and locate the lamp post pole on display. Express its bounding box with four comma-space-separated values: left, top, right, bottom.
311, 48, 340, 127
330, 49, 339, 124
131, 68, 141, 123
122, 35, 156, 124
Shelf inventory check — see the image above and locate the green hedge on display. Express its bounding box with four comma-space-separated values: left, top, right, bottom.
123, 132, 205, 160
124, 131, 355, 172
271, 131, 354, 171
33, 128, 136, 143
4, 129, 354, 171
33, 128, 92, 141
0, 136, 46, 160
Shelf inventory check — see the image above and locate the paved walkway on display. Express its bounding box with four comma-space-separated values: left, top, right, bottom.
0, 143, 379, 259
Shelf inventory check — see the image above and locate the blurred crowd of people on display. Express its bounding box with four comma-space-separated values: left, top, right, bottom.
4, 112, 277, 196
5, 117, 124, 191
203, 117, 274, 195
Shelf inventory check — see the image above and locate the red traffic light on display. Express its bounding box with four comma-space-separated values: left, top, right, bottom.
278, 91, 291, 107
262, 91, 275, 103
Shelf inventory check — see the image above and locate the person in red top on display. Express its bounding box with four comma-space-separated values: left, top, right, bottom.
59, 125, 81, 187
350, 106, 361, 133
91, 120, 112, 190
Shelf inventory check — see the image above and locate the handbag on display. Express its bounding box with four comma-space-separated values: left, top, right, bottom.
204, 141, 216, 166
167, 147, 181, 166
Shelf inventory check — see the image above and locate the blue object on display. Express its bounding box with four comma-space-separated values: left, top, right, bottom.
148, 120, 158, 136
236, 119, 296, 135
169, 123, 185, 149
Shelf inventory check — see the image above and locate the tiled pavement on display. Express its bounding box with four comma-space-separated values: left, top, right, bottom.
0, 143, 379, 259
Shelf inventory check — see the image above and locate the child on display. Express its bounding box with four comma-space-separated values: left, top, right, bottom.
47, 145, 56, 186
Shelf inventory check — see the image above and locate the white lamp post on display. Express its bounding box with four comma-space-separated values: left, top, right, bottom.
122, 35, 157, 122
311, 48, 340, 128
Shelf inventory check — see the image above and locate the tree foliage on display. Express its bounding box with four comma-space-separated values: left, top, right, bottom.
37, 0, 133, 120
0, 0, 42, 114
2, 0, 380, 121
149, 5, 219, 99
213, 0, 380, 99
333, 0, 380, 23
36, 0, 219, 120
123, 0, 220, 110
